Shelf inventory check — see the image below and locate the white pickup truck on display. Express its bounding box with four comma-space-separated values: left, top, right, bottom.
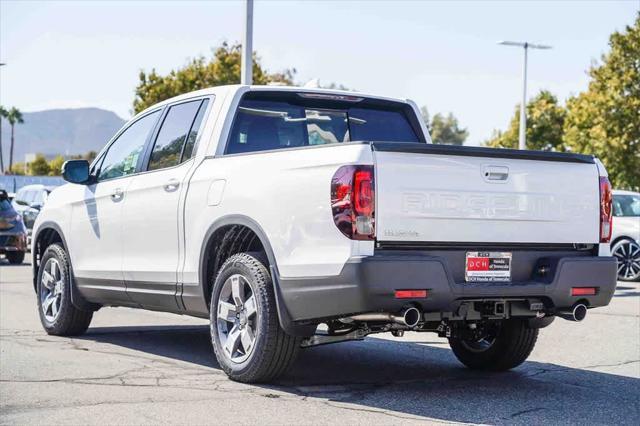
32, 85, 617, 383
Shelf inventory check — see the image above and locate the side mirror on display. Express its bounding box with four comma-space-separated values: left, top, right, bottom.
29, 202, 43, 211
62, 160, 90, 184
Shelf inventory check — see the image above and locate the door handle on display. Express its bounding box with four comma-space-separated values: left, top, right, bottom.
110, 188, 124, 201
482, 165, 509, 182
163, 179, 179, 192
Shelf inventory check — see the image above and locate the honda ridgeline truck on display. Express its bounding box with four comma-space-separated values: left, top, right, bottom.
31, 85, 617, 382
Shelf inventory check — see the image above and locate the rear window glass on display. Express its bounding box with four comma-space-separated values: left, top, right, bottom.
226, 94, 420, 154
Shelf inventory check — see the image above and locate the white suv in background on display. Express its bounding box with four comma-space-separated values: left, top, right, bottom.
611, 190, 640, 281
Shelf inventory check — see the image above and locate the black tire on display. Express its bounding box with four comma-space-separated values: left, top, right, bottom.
6, 251, 25, 264
37, 244, 93, 336
210, 252, 300, 383
448, 320, 538, 371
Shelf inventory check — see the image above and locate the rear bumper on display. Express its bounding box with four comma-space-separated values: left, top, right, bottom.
277, 251, 618, 322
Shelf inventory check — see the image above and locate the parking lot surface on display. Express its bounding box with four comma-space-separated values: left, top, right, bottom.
1, 255, 639, 425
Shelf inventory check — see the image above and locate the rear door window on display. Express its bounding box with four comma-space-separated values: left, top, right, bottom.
181, 99, 209, 162
148, 100, 204, 171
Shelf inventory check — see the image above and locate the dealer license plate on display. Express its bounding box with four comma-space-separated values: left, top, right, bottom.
465, 252, 512, 282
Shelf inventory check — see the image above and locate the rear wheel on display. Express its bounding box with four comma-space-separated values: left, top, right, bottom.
448, 320, 538, 371
37, 244, 93, 336
210, 253, 300, 383
612, 238, 640, 282
5, 251, 25, 264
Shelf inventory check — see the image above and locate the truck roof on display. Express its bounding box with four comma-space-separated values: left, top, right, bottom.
135, 84, 413, 119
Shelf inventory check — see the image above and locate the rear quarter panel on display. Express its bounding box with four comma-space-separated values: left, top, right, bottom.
181, 143, 375, 291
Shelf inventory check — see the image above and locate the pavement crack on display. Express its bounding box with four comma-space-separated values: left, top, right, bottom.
509, 407, 547, 418
581, 360, 640, 369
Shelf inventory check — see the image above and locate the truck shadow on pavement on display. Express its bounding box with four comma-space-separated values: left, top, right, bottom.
79, 324, 640, 424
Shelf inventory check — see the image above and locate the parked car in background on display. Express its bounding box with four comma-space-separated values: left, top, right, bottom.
611, 190, 640, 281
12, 184, 58, 241
1, 189, 27, 264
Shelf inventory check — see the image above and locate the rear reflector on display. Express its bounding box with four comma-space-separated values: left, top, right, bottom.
395, 290, 428, 299
571, 287, 597, 296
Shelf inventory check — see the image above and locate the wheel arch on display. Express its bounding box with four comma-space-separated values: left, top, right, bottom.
611, 235, 636, 247
32, 221, 67, 292
199, 215, 315, 337
199, 215, 276, 302
31, 221, 99, 311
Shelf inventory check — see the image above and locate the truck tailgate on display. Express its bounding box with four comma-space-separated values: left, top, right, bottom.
373, 143, 600, 244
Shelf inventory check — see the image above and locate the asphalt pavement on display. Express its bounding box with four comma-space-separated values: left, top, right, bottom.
1, 255, 639, 425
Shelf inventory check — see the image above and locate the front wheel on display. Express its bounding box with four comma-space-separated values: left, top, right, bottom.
37, 244, 93, 336
210, 253, 300, 383
448, 320, 538, 371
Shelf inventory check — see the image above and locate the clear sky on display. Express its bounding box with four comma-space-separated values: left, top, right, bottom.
1, 0, 638, 145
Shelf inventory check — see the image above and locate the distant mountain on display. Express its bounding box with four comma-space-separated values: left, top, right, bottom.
0, 108, 126, 163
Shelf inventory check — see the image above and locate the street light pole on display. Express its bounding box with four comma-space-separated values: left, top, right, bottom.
498, 41, 552, 150
241, 0, 254, 85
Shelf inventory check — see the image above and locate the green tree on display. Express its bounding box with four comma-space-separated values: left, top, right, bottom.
430, 113, 468, 145
133, 42, 295, 114
48, 155, 65, 176
7, 162, 25, 175
29, 154, 50, 176
564, 14, 640, 189
6, 107, 24, 172
420, 106, 468, 145
485, 90, 566, 151
0, 105, 7, 174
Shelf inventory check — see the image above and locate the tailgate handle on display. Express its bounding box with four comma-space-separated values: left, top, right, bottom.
483, 165, 509, 182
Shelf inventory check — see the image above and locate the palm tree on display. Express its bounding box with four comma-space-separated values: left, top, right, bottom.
0, 105, 7, 174
7, 107, 24, 173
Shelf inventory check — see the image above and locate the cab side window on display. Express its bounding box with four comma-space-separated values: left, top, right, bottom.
148, 99, 207, 171
98, 111, 160, 181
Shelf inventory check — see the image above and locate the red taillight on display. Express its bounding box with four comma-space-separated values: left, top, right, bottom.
599, 176, 613, 243
395, 290, 428, 299
331, 165, 375, 240
571, 287, 597, 296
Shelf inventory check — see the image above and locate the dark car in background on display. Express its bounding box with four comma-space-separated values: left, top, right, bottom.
11, 184, 58, 242
0, 189, 27, 264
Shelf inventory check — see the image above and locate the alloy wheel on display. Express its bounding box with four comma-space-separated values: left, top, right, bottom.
613, 240, 640, 281
40, 258, 64, 322
216, 274, 259, 363
459, 322, 501, 353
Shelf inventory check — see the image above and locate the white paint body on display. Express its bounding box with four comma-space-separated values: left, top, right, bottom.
374, 152, 600, 244
33, 85, 608, 306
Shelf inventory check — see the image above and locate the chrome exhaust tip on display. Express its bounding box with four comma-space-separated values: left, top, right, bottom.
402, 307, 421, 328
557, 303, 588, 322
